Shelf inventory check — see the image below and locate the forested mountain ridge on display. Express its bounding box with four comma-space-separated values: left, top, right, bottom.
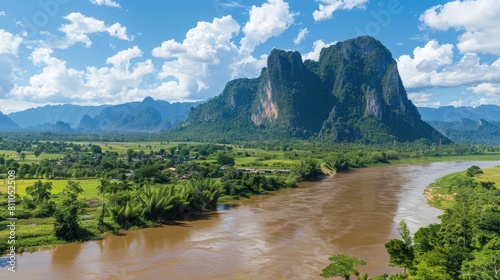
182, 36, 448, 144
428, 118, 500, 145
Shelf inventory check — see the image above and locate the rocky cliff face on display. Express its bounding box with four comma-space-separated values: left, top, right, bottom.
185, 36, 448, 143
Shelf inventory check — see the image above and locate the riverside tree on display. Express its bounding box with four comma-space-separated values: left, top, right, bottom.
53, 181, 83, 241
384, 220, 414, 274
320, 253, 366, 279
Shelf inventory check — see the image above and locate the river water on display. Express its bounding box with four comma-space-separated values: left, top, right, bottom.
2, 161, 499, 280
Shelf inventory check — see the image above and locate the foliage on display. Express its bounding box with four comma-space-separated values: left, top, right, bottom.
466, 165, 483, 177
291, 159, 322, 181
320, 253, 366, 280
385, 220, 414, 274
216, 152, 235, 166
53, 181, 84, 241
384, 166, 500, 279
26, 180, 52, 202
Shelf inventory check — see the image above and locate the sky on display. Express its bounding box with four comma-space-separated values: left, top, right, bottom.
0, 0, 499, 114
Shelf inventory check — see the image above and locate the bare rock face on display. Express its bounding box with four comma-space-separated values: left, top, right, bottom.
252, 78, 279, 126
185, 36, 448, 144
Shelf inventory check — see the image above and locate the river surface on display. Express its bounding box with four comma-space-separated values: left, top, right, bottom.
2, 161, 499, 280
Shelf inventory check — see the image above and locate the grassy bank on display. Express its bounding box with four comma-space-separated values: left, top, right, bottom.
424, 165, 500, 209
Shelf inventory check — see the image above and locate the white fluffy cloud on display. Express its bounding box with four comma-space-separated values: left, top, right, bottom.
90, 0, 121, 8
302, 40, 337, 61
397, 40, 500, 89
152, 16, 242, 100
0, 30, 23, 96
466, 83, 500, 105
5, 0, 296, 106
0, 11, 6, 16
58, 12, 133, 48
420, 0, 500, 55
293, 28, 308, 45
150, 0, 295, 101
313, 0, 368, 22
9, 46, 154, 104
407, 92, 441, 108
240, 0, 296, 53
468, 83, 500, 96
0, 29, 23, 55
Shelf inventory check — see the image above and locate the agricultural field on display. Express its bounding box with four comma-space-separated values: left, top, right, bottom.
0, 178, 101, 199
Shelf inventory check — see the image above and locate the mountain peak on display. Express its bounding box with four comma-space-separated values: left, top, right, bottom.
183, 36, 448, 144
142, 96, 155, 103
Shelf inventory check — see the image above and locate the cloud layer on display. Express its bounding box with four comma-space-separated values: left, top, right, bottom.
58, 12, 133, 49
5, 0, 298, 106
313, 0, 368, 21
420, 0, 500, 55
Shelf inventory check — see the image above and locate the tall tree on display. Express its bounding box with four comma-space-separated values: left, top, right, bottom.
385, 220, 414, 274
53, 181, 84, 241
97, 179, 110, 224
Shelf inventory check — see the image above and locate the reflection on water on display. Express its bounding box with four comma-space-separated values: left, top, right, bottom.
3, 161, 500, 280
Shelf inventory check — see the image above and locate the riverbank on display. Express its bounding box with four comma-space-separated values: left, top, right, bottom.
397, 163, 500, 279
424, 164, 500, 209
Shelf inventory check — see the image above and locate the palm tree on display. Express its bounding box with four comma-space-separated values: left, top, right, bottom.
97, 179, 110, 224
107, 181, 120, 208
139, 185, 181, 222
189, 179, 222, 210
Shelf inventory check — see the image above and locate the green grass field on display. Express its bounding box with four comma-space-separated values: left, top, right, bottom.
0, 178, 102, 199
0, 149, 65, 163
475, 166, 500, 187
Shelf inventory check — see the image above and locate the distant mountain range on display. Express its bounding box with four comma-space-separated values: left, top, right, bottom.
1, 97, 203, 132
8, 104, 109, 128
416, 105, 500, 145
77, 97, 204, 132
418, 105, 500, 122
427, 118, 500, 145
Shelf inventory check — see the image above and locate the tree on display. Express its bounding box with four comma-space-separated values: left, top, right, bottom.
34, 150, 41, 158
53, 181, 83, 241
126, 148, 134, 162
97, 179, 110, 224
320, 254, 366, 280
20, 152, 26, 160
385, 220, 414, 274
91, 145, 102, 154
216, 152, 235, 166
26, 180, 52, 202
466, 165, 483, 177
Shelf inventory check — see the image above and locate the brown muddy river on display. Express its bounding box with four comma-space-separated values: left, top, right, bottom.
2, 161, 500, 280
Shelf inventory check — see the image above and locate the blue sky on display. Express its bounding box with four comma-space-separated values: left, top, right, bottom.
0, 0, 499, 113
